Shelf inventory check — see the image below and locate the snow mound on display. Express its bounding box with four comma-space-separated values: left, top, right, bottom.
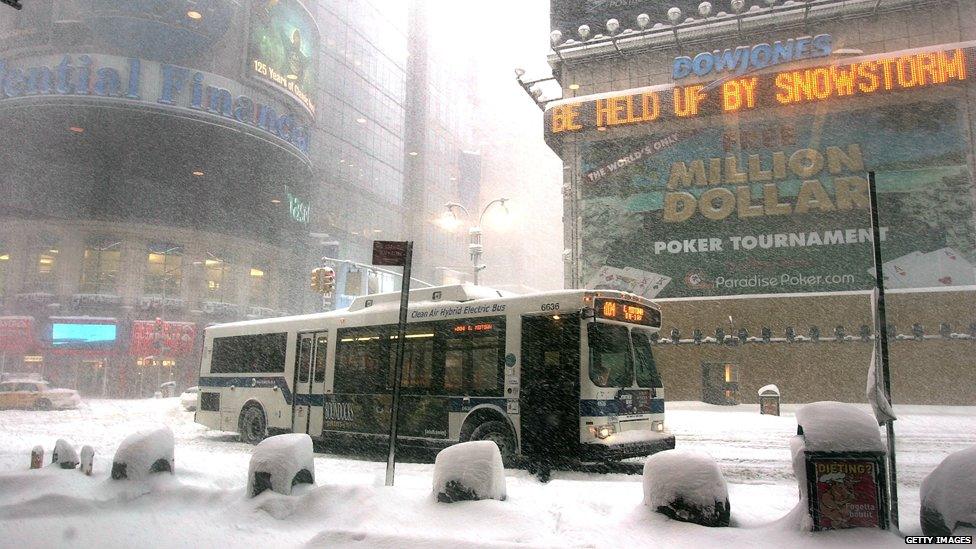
432, 441, 506, 503
111, 426, 175, 480
920, 445, 976, 536
795, 402, 884, 453
247, 433, 315, 497
642, 449, 730, 527
53, 439, 78, 469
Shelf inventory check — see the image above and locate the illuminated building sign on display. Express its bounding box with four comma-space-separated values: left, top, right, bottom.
247, 0, 319, 117
286, 188, 310, 224
0, 54, 310, 155
49, 321, 117, 349
594, 299, 661, 327
673, 35, 832, 80
547, 44, 973, 136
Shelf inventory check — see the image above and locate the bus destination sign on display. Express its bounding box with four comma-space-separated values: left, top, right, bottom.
595, 298, 661, 328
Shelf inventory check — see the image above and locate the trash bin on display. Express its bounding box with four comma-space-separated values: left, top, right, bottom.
758, 384, 780, 416
159, 381, 176, 398
794, 402, 889, 531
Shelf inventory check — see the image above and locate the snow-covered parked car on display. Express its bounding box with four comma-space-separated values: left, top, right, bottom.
0, 380, 81, 410
180, 386, 199, 411
920, 446, 976, 536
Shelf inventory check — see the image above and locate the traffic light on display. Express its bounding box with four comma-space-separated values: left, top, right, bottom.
310, 267, 336, 294
786, 326, 796, 343
761, 326, 771, 343
670, 327, 680, 344
693, 328, 703, 345
714, 327, 725, 344
809, 325, 820, 342
737, 328, 748, 345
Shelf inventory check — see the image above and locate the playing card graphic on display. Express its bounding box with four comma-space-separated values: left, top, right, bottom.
585, 266, 641, 293
623, 267, 672, 299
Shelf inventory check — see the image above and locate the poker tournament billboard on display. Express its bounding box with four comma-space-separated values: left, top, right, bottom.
247, 0, 319, 117
579, 98, 976, 299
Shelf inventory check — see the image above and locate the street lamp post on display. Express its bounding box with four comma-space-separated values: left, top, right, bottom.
439, 198, 509, 286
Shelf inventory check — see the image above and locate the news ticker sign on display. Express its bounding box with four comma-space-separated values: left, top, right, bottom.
546, 43, 973, 138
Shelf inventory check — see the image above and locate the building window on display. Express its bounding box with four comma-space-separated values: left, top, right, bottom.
144, 244, 183, 297
0, 244, 8, 298
29, 240, 59, 293
201, 253, 233, 302
248, 264, 270, 307
80, 238, 122, 294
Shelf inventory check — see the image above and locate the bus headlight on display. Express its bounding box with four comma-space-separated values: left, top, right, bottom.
653, 421, 664, 432
589, 424, 615, 439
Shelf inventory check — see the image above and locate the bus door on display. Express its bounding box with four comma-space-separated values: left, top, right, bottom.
293, 332, 329, 434
519, 314, 580, 462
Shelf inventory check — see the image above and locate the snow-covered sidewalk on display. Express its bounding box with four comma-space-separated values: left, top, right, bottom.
0, 399, 972, 547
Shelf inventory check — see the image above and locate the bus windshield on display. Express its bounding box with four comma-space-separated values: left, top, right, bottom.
632, 331, 662, 388
587, 323, 633, 387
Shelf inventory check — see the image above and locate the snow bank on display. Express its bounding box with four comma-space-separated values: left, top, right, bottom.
758, 384, 780, 395
112, 426, 175, 480
795, 402, 884, 453
642, 449, 730, 527
247, 433, 315, 497
52, 439, 78, 469
786, 434, 815, 531
432, 441, 506, 503
920, 445, 976, 536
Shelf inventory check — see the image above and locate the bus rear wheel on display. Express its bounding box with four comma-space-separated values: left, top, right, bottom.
239, 405, 267, 445
470, 421, 515, 466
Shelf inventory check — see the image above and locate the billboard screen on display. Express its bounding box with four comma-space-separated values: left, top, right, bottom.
50, 323, 118, 349
247, 0, 319, 117
579, 98, 976, 298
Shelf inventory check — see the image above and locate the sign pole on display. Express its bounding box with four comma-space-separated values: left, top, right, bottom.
868, 171, 898, 529
383, 241, 412, 487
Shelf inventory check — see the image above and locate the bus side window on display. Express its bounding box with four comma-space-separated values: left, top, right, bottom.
296, 336, 312, 383
313, 334, 328, 383
389, 329, 435, 392
335, 328, 386, 393
444, 340, 464, 392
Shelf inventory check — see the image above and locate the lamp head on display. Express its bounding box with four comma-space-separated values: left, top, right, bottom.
667, 7, 682, 24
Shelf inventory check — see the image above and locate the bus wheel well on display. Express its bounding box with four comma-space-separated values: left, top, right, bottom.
459, 408, 511, 443
239, 401, 267, 445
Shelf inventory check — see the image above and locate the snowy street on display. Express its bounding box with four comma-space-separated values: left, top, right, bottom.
1, 399, 972, 547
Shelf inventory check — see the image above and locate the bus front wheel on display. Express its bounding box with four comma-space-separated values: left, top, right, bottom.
239, 405, 267, 445
470, 421, 515, 466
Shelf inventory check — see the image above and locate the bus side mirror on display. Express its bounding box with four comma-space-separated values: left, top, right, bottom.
582, 307, 596, 320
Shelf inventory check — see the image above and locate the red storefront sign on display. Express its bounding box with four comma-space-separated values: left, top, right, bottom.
0, 316, 36, 353
130, 320, 197, 357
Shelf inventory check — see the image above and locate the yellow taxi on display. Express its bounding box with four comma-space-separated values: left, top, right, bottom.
0, 380, 81, 410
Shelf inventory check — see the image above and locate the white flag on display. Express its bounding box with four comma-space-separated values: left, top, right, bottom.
866, 345, 896, 426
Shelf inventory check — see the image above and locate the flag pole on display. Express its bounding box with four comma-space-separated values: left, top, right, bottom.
868, 170, 898, 529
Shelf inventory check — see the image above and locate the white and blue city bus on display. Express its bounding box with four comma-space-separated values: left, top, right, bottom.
194, 284, 675, 463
